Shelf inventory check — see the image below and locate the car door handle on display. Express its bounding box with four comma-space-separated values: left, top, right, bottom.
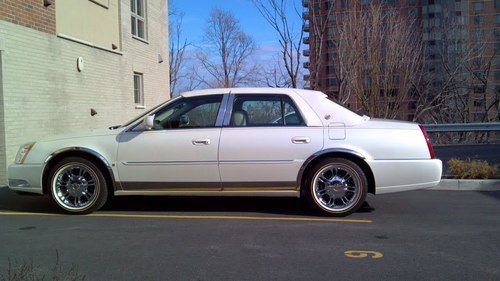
291, 137, 310, 144
192, 139, 211, 145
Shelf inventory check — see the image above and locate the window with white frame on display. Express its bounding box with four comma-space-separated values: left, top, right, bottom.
131, 0, 146, 39
133, 73, 144, 106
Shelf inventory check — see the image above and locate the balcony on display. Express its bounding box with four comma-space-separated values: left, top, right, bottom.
303, 49, 310, 57
303, 62, 310, 69
303, 37, 310, 44
302, 10, 309, 20
302, 0, 309, 8
302, 23, 310, 32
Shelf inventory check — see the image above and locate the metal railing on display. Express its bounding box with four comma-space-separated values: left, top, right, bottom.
424, 122, 500, 133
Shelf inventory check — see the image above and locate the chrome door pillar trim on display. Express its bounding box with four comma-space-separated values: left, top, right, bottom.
215, 93, 230, 127
222, 93, 236, 126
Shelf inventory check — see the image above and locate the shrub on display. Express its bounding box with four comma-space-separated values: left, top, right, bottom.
447, 158, 499, 179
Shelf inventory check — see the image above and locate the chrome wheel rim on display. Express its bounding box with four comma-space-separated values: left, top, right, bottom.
312, 164, 361, 212
51, 163, 99, 211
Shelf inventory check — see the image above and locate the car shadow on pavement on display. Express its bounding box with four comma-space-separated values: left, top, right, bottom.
0, 186, 375, 216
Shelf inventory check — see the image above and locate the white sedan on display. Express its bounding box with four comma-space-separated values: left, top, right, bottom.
8, 88, 442, 216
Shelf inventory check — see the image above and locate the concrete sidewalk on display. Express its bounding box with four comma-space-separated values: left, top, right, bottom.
429, 179, 500, 191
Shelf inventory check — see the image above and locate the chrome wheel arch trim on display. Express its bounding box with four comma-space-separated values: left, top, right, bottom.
42, 147, 119, 193
296, 148, 369, 191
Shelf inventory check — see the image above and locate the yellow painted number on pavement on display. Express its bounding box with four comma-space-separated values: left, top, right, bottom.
344, 250, 383, 259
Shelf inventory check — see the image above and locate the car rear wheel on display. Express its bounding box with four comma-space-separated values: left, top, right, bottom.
49, 157, 108, 214
305, 158, 367, 217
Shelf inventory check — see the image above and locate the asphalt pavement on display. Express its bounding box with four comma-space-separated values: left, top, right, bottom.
0, 186, 499, 280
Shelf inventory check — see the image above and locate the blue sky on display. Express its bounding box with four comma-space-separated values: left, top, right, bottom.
171, 0, 303, 49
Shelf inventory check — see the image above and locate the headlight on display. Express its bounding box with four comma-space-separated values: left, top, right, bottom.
15, 142, 36, 164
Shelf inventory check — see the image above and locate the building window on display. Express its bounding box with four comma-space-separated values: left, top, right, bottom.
328, 78, 338, 87
495, 71, 500, 81
327, 40, 337, 48
494, 29, 500, 38
473, 85, 486, 93
472, 2, 484, 12
325, 2, 334, 9
408, 101, 417, 110
496, 14, 500, 24
326, 65, 335, 74
473, 16, 485, 25
134, 73, 144, 106
327, 27, 336, 36
473, 99, 484, 107
131, 0, 147, 39
327, 53, 337, 61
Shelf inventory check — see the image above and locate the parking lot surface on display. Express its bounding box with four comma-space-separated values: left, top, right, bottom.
0, 186, 499, 280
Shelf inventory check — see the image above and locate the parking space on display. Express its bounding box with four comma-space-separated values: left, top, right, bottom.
0, 186, 499, 280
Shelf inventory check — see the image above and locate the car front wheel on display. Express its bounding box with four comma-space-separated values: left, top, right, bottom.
305, 158, 367, 217
49, 157, 108, 214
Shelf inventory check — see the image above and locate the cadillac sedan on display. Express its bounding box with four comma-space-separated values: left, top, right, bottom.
8, 88, 442, 216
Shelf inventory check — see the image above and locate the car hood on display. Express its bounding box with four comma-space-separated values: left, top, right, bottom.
38, 127, 124, 142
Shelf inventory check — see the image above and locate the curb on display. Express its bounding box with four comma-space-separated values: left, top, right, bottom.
428, 179, 500, 191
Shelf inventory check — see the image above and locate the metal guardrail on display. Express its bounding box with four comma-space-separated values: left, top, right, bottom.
424, 122, 500, 133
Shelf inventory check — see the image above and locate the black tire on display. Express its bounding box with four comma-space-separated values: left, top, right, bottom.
48, 157, 108, 214
304, 158, 368, 217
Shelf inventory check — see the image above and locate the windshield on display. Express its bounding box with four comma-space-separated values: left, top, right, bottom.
121, 96, 182, 127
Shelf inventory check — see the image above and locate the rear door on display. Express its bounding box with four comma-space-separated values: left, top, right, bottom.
218, 94, 323, 190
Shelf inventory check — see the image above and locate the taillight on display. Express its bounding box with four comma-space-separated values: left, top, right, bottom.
419, 124, 435, 159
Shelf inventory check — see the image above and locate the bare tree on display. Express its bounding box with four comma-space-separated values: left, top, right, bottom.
251, 0, 304, 88
335, 2, 421, 119
169, 11, 190, 96
308, 1, 335, 91
195, 8, 257, 88
410, 9, 499, 125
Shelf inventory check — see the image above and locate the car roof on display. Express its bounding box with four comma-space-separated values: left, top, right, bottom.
180, 88, 325, 98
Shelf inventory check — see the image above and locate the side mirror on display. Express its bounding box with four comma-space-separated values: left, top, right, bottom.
143, 115, 155, 130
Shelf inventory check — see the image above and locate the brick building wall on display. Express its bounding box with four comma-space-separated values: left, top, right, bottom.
0, 0, 56, 34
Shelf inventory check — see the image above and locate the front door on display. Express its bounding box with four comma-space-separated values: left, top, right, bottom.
116, 94, 225, 191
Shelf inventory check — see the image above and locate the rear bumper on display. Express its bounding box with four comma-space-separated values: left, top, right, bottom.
8, 164, 44, 195
368, 159, 442, 194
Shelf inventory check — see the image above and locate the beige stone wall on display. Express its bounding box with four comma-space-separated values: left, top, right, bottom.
0, 51, 6, 184
56, 0, 121, 51
0, 0, 170, 184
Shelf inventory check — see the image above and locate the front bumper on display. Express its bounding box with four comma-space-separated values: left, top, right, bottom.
8, 164, 44, 194
368, 159, 442, 194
